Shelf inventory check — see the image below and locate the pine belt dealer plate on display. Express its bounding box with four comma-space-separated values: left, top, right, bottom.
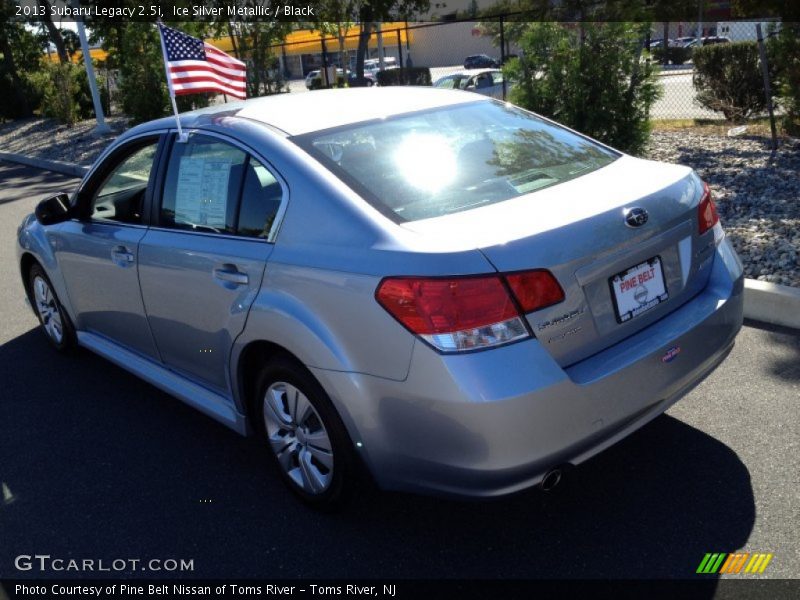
610, 256, 668, 323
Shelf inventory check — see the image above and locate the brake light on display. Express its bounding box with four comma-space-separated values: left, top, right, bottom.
505, 270, 565, 313
698, 182, 719, 235
376, 270, 563, 352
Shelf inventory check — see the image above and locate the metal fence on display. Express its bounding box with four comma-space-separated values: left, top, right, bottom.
274, 17, 781, 123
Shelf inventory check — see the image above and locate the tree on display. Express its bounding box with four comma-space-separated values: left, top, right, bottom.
311, 0, 359, 84
768, 23, 800, 133
60, 29, 80, 60
0, 1, 48, 119
205, 1, 295, 97
341, 0, 429, 85
36, 0, 68, 63
504, 22, 661, 155
223, 21, 294, 97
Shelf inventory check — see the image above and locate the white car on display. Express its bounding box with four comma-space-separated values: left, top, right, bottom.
304, 70, 320, 89
433, 69, 506, 100
305, 68, 344, 89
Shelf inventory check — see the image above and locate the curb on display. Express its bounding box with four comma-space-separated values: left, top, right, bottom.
744, 279, 800, 331
0, 152, 89, 178
1, 150, 797, 332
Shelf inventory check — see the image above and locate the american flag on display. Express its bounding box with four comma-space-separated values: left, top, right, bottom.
158, 23, 247, 100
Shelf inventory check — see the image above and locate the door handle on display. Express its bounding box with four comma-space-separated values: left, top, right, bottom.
213, 266, 249, 286
110, 246, 135, 266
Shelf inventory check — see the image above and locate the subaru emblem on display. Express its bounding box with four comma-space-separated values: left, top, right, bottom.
624, 207, 649, 228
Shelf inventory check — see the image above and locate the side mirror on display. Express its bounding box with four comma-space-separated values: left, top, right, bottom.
35, 193, 72, 225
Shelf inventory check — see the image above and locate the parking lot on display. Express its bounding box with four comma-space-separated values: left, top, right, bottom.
288, 66, 713, 120
0, 161, 798, 582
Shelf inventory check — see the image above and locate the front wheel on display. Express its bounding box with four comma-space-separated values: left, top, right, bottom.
29, 263, 76, 352
254, 357, 357, 510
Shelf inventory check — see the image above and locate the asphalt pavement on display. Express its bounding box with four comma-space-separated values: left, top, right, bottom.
0, 161, 798, 583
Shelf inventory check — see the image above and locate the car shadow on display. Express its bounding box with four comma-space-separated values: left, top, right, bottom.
0, 328, 754, 587
743, 319, 800, 382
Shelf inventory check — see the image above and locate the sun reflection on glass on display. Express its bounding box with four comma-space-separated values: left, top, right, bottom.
393, 133, 457, 193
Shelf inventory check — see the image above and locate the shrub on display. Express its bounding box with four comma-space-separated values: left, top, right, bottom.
117, 24, 169, 124
768, 24, 800, 134
38, 64, 81, 126
24, 64, 110, 125
73, 68, 110, 119
376, 67, 432, 86
692, 41, 770, 122
504, 22, 660, 156
0, 66, 42, 120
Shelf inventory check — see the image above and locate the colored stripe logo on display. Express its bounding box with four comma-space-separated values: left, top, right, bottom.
697, 552, 773, 574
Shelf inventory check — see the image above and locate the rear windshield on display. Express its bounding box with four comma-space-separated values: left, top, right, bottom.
293, 101, 619, 223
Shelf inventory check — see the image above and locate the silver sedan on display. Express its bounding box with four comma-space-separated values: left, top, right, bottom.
17, 88, 743, 509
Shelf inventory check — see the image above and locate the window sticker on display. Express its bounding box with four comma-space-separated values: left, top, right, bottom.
174, 157, 231, 228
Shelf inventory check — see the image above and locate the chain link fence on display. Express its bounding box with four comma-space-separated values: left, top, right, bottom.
272, 17, 782, 123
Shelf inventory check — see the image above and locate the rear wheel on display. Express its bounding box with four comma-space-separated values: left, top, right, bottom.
29, 263, 76, 352
254, 357, 356, 510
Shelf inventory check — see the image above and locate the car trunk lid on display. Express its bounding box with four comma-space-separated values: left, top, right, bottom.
401, 155, 711, 366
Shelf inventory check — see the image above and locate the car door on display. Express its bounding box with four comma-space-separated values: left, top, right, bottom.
137, 132, 284, 394
53, 134, 164, 359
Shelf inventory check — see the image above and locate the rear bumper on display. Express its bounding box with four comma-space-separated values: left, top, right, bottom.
313, 238, 744, 498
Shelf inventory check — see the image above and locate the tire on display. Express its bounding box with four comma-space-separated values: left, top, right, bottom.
253, 357, 357, 510
28, 263, 77, 353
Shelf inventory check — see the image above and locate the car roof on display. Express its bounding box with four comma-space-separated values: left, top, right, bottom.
447, 68, 499, 76
130, 87, 485, 138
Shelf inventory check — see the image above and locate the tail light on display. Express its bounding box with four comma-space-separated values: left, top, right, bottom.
505, 270, 565, 313
698, 182, 720, 235
375, 270, 564, 352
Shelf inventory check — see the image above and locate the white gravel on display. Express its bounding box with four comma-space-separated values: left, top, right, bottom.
1, 118, 797, 287
0, 116, 127, 166
646, 131, 799, 288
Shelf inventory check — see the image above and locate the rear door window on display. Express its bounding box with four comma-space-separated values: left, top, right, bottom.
160, 134, 283, 239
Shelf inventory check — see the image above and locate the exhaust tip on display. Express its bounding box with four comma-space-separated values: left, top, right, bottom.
540, 468, 563, 492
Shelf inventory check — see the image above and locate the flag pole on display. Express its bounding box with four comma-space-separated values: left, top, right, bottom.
157, 22, 187, 142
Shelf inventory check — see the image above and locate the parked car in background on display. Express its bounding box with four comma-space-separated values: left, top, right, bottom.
305, 68, 345, 89
304, 70, 320, 89
463, 54, 500, 69
19, 88, 743, 510
682, 36, 731, 47
433, 69, 506, 100
364, 56, 398, 76
347, 71, 376, 87
673, 36, 697, 47
646, 38, 673, 49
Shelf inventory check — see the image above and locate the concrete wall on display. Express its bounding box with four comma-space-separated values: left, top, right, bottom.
408, 21, 500, 68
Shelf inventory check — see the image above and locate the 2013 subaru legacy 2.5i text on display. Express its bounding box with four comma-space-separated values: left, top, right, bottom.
18, 88, 743, 509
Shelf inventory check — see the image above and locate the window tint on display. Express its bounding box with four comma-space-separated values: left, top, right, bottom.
161, 136, 247, 234
490, 71, 504, 85
160, 135, 282, 239
90, 142, 158, 224
237, 158, 282, 239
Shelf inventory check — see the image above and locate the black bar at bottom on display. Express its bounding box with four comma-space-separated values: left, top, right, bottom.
2, 579, 799, 600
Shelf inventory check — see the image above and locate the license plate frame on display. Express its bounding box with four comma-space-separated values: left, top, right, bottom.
609, 256, 669, 324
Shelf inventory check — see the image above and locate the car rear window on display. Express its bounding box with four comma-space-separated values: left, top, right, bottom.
293, 101, 619, 223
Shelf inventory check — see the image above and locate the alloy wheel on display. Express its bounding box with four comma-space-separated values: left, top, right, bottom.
262, 381, 334, 495
33, 275, 64, 344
